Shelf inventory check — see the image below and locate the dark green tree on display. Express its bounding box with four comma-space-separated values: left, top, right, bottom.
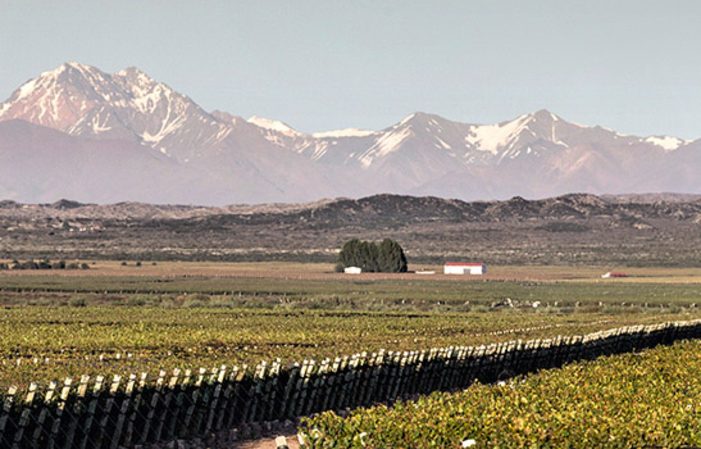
358, 240, 379, 272
377, 238, 408, 273
337, 238, 407, 273
338, 238, 362, 270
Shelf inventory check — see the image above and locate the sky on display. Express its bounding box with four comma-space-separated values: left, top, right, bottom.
1, 0, 700, 139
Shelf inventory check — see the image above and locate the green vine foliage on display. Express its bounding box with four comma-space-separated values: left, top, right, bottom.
301, 340, 701, 448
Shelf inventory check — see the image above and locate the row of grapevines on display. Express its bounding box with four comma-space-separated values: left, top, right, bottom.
1, 306, 693, 390
301, 340, 701, 448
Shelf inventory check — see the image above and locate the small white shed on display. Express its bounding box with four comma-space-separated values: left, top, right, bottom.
344, 266, 362, 274
444, 262, 486, 275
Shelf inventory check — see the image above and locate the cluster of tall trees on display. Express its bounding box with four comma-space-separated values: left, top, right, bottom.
336, 238, 408, 273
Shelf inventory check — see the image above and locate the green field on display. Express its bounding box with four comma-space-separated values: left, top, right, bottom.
1, 263, 700, 391
300, 340, 701, 448
1, 262, 700, 311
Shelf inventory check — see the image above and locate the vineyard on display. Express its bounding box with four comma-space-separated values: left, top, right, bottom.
0, 320, 699, 449
2, 307, 700, 391
300, 339, 701, 448
1, 263, 700, 448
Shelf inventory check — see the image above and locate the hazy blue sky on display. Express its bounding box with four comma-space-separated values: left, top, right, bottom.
1, 1, 700, 138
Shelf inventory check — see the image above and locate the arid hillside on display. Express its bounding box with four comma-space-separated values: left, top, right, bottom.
1, 193, 700, 266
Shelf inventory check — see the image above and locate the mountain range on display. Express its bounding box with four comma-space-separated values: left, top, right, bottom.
0, 62, 699, 205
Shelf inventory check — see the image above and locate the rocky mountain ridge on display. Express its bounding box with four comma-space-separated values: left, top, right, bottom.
1, 193, 699, 223
1, 63, 699, 204
2, 193, 700, 266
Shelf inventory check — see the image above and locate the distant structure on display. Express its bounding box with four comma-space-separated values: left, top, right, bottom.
344, 266, 362, 274
444, 262, 486, 275
601, 272, 628, 278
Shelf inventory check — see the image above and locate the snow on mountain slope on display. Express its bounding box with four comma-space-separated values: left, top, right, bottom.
312, 128, 377, 138
644, 136, 689, 151
0, 62, 698, 204
0, 63, 234, 162
247, 116, 300, 135
241, 107, 698, 197
465, 113, 532, 154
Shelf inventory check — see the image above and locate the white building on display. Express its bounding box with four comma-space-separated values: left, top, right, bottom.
344, 266, 362, 274
444, 262, 486, 275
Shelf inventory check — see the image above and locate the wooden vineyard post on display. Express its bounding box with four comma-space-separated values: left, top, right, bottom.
428, 348, 444, 393
30, 380, 58, 448
61, 375, 89, 449
77, 375, 104, 449
383, 350, 397, 402
193, 367, 217, 435
110, 374, 137, 449
153, 369, 181, 442
388, 352, 405, 400
463, 346, 479, 389
11, 383, 38, 449
302, 360, 321, 416
446, 347, 460, 390
318, 358, 336, 413
451, 347, 468, 390
307, 358, 330, 415
219, 366, 238, 431
496, 342, 509, 380
426, 348, 439, 392
333, 355, 351, 411
394, 351, 407, 399
260, 361, 280, 423
395, 351, 411, 399
363, 351, 384, 407
438, 347, 453, 392
413, 350, 427, 395
549, 336, 561, 367
91, 375, 121, 449
416, 349, 431, 395
122, 372, 147, 448
1, 386, 17, 447
212, 366, 232, 433
140, 370, 166, 444
478, 345, 491, 383
244, 363, 265, 425
406, 350, 423, 395
225, 366, 248, 430
375, 351, 389, 403
349, 353, 368, 409
204, 366, 227, 434
278, 362, 300, 420
188, 368, 208, 436
47, 377, 72, 449
319, 358, 340, 413
170, 368, 193, 439
539, 340, 551, 371
525, 340, 537, 374
294, 360, 313, 418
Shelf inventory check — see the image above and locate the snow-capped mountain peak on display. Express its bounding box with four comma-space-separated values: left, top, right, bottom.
465, 113, 531, 154
0, 62, 234, 162
465, 109, 573, 157
0, 62, 698, 205
247, 116, 300, 136
643, 135, 689, 151
396, 111, 445, 128
0, 62, 122, 130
